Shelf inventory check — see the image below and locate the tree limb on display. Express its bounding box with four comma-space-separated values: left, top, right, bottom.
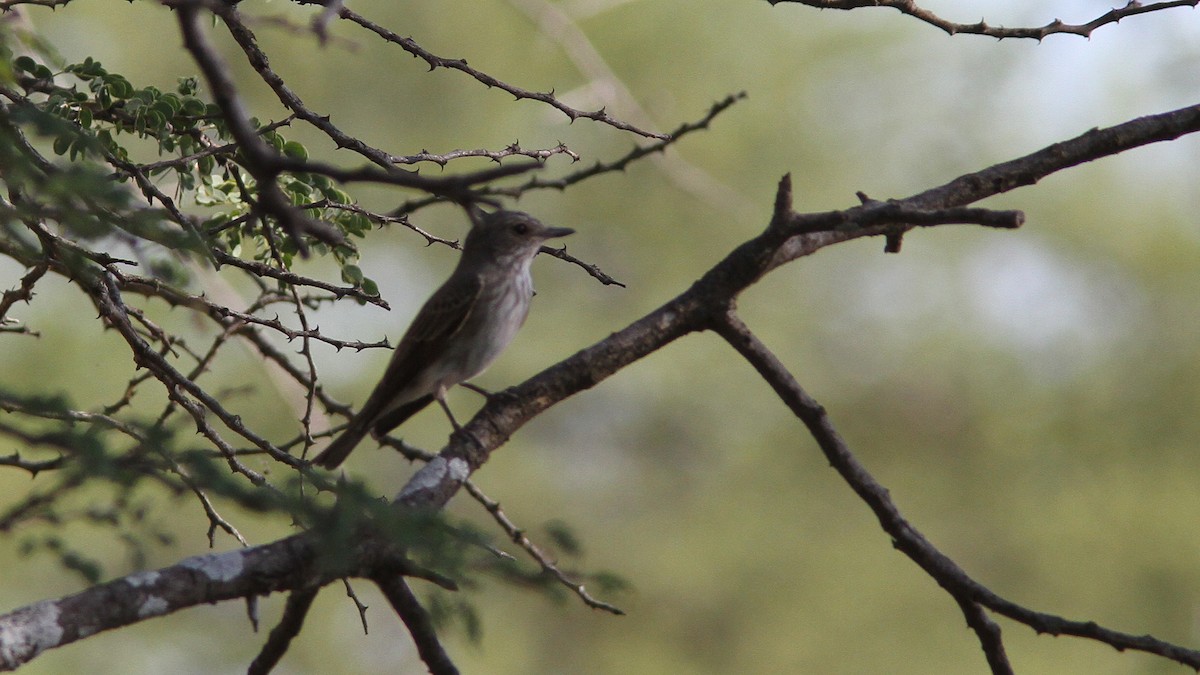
247, 587, 318, 675
374, 576, 459, 675
709, 310, 1200, 670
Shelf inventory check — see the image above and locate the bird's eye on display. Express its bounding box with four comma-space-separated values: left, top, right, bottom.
512, 222, 529, 235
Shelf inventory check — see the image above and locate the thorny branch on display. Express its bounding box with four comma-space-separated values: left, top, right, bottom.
770, 0, 1200, 40
385, 100, 1200, 667
327, 3, 668, 140
462, 480, 625, 615
389, 91, 747, 214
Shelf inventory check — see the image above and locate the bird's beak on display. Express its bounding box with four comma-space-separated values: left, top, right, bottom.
541, 226, 575, 239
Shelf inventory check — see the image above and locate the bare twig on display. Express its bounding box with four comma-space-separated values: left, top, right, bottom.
0, 396, 147, 443
390, 141, 581, 167
710, 310, 1200, 670
463, 480, 624, 614
770, 0, 1200, 40
0, 261, 48, 322
332, 4, 666, 140
538, 243, 625, 287
0, 448, 65, 476
506, 0, 751, 212
0, 0, 72, 8
956, 596, 1012, 675
92, 273, 302, 472
340, 578, 371, 635
213, 250, 390, 309
479, 92, 748, 198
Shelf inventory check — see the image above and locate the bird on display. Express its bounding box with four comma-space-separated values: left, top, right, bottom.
311, 208, 574, 469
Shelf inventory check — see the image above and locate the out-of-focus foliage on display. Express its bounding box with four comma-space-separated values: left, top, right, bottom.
1, 30, 374, 282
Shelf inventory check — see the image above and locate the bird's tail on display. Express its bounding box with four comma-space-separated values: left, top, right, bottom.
372, 394, 434, 438
311, 395, 436, 469
311, 422, 370, 469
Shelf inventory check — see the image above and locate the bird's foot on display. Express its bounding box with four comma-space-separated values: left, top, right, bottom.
451, 426, 486, 452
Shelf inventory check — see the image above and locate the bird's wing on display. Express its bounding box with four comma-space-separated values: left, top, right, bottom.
354, 271, 483, 426
403, 271, 482, 344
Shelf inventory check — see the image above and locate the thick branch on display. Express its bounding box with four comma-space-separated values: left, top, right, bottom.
383, 96, 1200, 504
247, 587, 318, 675
0, 535, 318, 671
0, 527, 452, 670
374, 576, 459, 675
769, 102, 1200, 268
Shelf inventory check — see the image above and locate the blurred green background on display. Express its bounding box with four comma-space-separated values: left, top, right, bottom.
3, 0, 1200, 673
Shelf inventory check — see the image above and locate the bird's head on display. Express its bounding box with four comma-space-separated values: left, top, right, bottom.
462, 209, 574, 267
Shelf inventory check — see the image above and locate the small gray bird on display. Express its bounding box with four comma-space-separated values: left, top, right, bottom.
312, 209, 574, 469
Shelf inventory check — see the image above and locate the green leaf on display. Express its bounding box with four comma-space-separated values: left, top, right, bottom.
14, 56, 37, 73
340, 264, 364, 285
144, 109, 167, 133
282, 140, 308, 161
68, 137, 84, 161
151, 99, 177, 120
135, 85, 161, 103
177, 171, 195, 191
181, 96, 207, 117
283, 178, 312, 199
96, 128, 114, 150
323, 187, 351, 204
347, 213, 371, 236
68, 57, 106, 80
52, 134, 72, 156
176, 76, 198, 96
106, 76, 134, 99
263, 130, 284, 151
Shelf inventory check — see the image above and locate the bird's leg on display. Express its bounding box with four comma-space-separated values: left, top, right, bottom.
435, 386, 484, 450
435, 394, 464, 433
460, 381, 493, 398
460, 381, 522, 406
